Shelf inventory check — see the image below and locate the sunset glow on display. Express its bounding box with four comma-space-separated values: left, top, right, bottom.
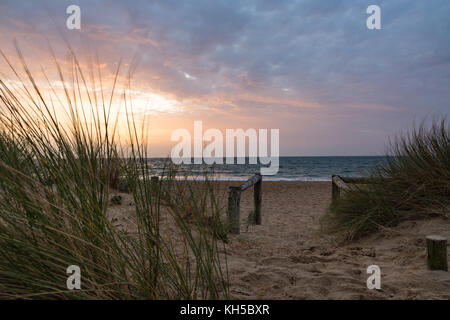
0, 0, 449, 156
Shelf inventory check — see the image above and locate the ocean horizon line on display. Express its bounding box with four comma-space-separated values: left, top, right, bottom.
142, 155, 387, 159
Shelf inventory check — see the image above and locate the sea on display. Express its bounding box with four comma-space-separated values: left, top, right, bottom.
145, 156, 386, 181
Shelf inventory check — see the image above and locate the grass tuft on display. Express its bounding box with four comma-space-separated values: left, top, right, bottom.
322, 118, 450, 240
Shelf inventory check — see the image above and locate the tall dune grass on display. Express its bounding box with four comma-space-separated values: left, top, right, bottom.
323, 118, 450, 240
0, 45, 228, 299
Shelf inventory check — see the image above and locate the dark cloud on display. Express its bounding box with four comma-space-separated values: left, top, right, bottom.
0, 0, 449, 155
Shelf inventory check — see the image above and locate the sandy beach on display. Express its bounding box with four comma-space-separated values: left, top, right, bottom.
108, 181, 450, 300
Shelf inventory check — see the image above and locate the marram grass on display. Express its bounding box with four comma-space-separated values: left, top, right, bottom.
322, 118, 450, 240
0, 45, 229, 299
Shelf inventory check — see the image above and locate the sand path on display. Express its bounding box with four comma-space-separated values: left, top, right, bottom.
226, 181, 450, 299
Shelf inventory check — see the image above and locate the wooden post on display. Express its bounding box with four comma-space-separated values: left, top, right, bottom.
332, 175, 349, 201
227, 174, 262, 234
332, 175, 339, 201
151, 176, 159, 184
227, 187, 241, 234
118, 178, 129, 193
426, 235, 448, 271
253, 174, 262, 225
150, 176, 159, 191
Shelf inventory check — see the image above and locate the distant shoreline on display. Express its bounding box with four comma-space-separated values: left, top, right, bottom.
167, 176, 336, 182
138, 156, 387, 181
143, 155, 386, 159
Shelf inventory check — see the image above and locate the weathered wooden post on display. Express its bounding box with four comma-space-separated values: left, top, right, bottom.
118, 178, 129, 193
227, 174, 263, 234
332, 175, 350, 201
151, 176, 159, 184
331, 175, 339, 201
227, 186, 241, 234
426, 235, 448, 271
150, 176, 159, 194
253, 174, 262, 225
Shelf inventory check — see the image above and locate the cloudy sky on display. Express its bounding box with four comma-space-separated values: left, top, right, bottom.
0, 0, 449, 156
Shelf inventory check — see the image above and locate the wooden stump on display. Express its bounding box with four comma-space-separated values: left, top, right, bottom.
227, 187, 241, 234
426, 235, 448, 271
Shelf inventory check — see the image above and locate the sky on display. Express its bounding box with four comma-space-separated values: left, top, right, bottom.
0, 0, 449, 156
